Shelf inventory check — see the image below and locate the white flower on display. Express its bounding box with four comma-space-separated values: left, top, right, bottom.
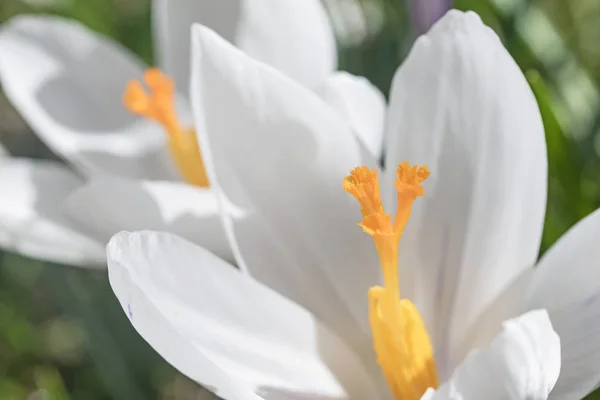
0, 0, 382, 267
105, 9, 600, 400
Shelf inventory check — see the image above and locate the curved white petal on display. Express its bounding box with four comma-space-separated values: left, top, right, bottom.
153, 0, 336, 91
64, 176, 235, 262
0, 158, 105, 267
0, 15, 180, 180
455, 269, 533, 364
420, 388, 436, 400
524, 208, 600, 400
428, 310, 560, 400
107, 230, 380, 400
383, 10, 547, 375
318, 72, 386, 159
190, 24, 382, 369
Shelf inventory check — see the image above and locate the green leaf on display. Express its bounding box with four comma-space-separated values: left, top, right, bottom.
527, 70, 594, 253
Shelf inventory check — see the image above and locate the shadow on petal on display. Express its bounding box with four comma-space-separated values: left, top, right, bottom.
65, 177, 239, 262
256, 387, 345, 400
0, 18, 180, 179
254, 323, 383, 400
15, 24, 139, 131
0, 158, 105, 266
76, 148, 179, 181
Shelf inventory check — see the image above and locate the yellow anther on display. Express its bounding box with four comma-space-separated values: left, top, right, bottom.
343, 162, 437, 400
369, 289, 438, 399
123, 68, 209, 187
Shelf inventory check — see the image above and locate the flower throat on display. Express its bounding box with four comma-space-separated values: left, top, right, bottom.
343, 163, 437, 399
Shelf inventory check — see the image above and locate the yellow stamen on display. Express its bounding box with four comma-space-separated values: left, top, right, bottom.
343, 163, 437, 400
123, 68, 209, 187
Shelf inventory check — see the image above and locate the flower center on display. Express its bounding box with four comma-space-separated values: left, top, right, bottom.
123, 68, 209, 187
343, 162, 438, 400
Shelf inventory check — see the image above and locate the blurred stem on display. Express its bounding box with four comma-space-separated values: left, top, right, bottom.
33, 365, 70, 400
43, 265, 146, 400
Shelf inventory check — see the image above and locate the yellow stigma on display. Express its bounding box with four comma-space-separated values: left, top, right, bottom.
123, 68, 209, 187
343, 163, 437, 400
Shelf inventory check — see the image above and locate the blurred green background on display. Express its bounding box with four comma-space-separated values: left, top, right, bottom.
1, 0, 600, 398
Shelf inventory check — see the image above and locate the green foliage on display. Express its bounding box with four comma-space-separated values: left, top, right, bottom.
0, 253, 180, 399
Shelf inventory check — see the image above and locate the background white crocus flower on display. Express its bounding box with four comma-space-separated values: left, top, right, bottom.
0, 0, 384, 267
106, 10, 600, 399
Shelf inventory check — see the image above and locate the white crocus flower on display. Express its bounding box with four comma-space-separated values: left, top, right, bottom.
0, 0, 383, 267
106, 10, 600, 399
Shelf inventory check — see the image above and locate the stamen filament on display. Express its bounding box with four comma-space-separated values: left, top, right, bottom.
343, 162, 437, 400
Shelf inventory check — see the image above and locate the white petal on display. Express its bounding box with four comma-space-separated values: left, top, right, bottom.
190, 24, 381, 369
0, 158, 105, 266
318, 71, 386, 159
153, 0, 336, 91
428, 310, 560, 400
64, 176, 234, 262
420, 388, 436, 400
107, 231, 380, 399
456, 269, 533, 364
235, 0, 337, 90
0, 15, 180, 180
525, 208, 600, 399
382, 10, 547, 375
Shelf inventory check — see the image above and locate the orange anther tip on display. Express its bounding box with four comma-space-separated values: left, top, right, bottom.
343, 166, 378, 192
144, 68, 173, 93
343, 166, 384, 217
123, 81, 149, 114
144, 67, 163, 82
396, 162, 430, 187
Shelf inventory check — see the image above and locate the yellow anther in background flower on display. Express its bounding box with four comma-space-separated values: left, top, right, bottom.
123, 69, 209, 188
343, 162, 437, 400
124, 69, 179, 133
